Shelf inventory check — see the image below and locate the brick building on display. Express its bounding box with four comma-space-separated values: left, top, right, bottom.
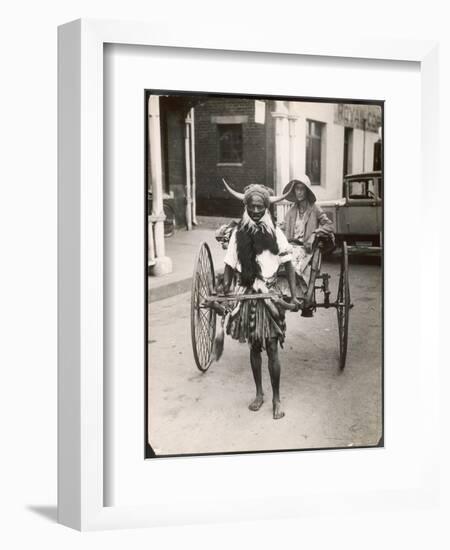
194, 97, 275, 217
147, 94, 382, 229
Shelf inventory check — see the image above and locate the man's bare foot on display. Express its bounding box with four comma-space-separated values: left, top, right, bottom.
273, 401, 285, 420
248, 394, 264, 411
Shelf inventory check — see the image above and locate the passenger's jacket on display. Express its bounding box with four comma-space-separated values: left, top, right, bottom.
283, 203, 334, 246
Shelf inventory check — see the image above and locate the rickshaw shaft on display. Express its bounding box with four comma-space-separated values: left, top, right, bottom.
204, 293, 282, 303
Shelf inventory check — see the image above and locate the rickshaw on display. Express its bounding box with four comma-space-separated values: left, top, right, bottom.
190, 234, 352, 373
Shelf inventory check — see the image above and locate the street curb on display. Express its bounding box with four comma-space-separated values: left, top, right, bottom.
149, 269, 224, 303
149, 277, 192, 303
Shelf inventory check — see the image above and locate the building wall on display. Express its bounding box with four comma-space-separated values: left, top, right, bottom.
288, 102, 344, 201
194, 98, 274, 217
287, 102, 380, 201
160, 98, 383, 221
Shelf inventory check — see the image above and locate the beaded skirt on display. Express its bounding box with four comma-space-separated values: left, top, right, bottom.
225, 282, 286, 349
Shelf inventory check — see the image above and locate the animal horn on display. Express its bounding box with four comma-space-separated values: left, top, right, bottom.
269, 181, 294, 204
221, 178, 245, 201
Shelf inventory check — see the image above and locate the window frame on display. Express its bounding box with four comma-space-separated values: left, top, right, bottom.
216, 122, 244, 165
305, 118, 325, 185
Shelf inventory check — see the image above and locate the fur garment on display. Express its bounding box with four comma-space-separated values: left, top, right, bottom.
236, 211, 279, 287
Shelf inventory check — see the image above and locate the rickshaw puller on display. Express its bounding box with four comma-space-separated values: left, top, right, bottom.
221, 180, 301, 420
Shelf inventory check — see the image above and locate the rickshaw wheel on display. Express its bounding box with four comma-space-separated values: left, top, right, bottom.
191, 242, 217, 372
337, 241, 350, 370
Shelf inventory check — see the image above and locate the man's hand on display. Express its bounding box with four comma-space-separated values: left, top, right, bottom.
223, 264, 234, 295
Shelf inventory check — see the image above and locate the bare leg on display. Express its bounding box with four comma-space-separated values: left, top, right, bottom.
266, 338, 285, 419
249, 343, 264, 411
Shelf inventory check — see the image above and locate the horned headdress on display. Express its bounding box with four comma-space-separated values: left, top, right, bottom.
221, 178, 294, 206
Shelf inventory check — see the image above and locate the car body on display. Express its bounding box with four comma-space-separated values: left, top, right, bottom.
318, 171, 382, 248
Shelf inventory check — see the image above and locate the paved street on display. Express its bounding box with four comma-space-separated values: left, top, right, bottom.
148, 258, 382, 456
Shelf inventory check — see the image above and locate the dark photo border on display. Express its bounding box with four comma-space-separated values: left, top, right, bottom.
145, 90, 384, 460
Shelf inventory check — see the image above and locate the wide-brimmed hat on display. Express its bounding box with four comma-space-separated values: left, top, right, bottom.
282, 175, 316, 203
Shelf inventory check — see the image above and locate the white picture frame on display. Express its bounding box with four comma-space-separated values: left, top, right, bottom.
58, 18, 440, 531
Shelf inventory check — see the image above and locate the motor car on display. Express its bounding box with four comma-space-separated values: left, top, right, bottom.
318, 170, 382, 249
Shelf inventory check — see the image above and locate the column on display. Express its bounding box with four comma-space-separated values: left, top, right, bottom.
271, 101, 290, 222
271, 101, 290, 194
148, 95, 173, 276
184, 110, 193, 231
190, 107, 198, 226
288, 115, 299, 179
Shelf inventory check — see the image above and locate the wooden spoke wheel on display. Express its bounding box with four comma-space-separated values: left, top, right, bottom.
191, 242, 217, 372
336, 241, 351, 370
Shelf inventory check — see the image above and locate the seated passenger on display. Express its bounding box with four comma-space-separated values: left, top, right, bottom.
282, 175, 334, 316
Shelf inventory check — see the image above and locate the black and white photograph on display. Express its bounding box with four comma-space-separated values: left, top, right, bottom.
146, 92, 383, 458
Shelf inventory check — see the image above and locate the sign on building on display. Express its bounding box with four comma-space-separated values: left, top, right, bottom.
254, 100, 266, 124
334, 104, 381, 132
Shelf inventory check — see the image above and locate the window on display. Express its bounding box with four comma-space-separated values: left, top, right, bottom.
348, 179, 378, 199
217, 124, 243, 163
306, 120, 324, 185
